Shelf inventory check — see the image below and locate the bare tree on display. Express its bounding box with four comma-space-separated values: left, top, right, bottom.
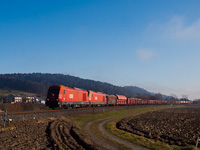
170, 94, 178, 101
181, 95, 189, 101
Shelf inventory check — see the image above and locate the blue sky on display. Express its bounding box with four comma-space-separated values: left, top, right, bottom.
1, 0, 200, 99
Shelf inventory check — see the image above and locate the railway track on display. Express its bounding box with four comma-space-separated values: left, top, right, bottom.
0, 107, 84, 116
1, 105, 154, 116
1, 105, 141, 123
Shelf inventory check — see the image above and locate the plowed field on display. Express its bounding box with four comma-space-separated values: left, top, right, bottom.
0, 119, 96, 150
0, 105, 142, 150
117, 107, 200, 146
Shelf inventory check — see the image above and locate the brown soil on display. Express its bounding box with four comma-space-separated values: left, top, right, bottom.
47, 119, 96, 150
0, 119, 96, 150
0, 121, 49, 150
0, 106, 142, 150
117, 106, 200, 146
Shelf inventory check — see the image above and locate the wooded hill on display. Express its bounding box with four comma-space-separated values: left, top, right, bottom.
0, 73, 150, 98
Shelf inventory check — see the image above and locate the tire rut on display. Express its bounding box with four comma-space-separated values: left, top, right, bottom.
46, 119, 95, 150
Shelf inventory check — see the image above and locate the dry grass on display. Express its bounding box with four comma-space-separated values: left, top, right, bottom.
0, 103, 46, 112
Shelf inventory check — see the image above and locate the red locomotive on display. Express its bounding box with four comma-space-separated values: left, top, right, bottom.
46, 85, 106, 108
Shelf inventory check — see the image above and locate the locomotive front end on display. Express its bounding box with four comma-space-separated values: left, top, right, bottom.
46, 85, 61, 108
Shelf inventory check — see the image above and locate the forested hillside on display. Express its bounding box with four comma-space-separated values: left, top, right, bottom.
0, 73, 151, 97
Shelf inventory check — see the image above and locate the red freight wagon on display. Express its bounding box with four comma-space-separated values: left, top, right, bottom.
136, 98, 142, 104
128, 98, 140, 105
127, 98, 141, 105
175, 101, 181, 104
88, 90, 107, 106
148, 100, 156, 105
107, 95, 117, 105
156, 100, 162, 105
188, 101, 193, 104
46, 85, 89, 108
141, 99, 148, 105
138, 99, 144, 104
116, 95, 127, 105
127, 98, 135, 105
162, 101, 168, 105
134, 98, 140, 105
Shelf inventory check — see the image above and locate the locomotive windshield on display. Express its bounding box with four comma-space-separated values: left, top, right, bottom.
48, 88, 60, 96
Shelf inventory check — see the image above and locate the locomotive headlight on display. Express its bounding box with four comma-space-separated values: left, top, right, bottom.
46, 99, 49, 101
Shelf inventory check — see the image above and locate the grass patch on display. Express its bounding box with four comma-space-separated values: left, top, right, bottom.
69, 105, 183, 129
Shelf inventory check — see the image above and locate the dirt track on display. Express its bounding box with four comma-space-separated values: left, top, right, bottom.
85, 118, 149, 150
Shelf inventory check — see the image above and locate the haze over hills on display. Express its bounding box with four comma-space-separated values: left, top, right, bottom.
124, 86, 150, 96
0, 73, 152, 98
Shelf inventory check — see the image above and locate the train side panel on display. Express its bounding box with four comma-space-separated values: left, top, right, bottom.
59, 87, 89, 107
88, 90, 107, 106
107, 95, 117, 105
46, 85, 90, 108
116, 95, 127, 105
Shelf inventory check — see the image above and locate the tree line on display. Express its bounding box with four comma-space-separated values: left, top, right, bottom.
0, 73, 151, 98
0, 73, 188, 101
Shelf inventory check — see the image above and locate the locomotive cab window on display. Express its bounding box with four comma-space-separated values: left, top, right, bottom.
48, 88, 60, 96
63, 90, 65, 94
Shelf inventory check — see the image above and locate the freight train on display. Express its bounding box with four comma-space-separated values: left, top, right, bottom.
45, 85, 192, 108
